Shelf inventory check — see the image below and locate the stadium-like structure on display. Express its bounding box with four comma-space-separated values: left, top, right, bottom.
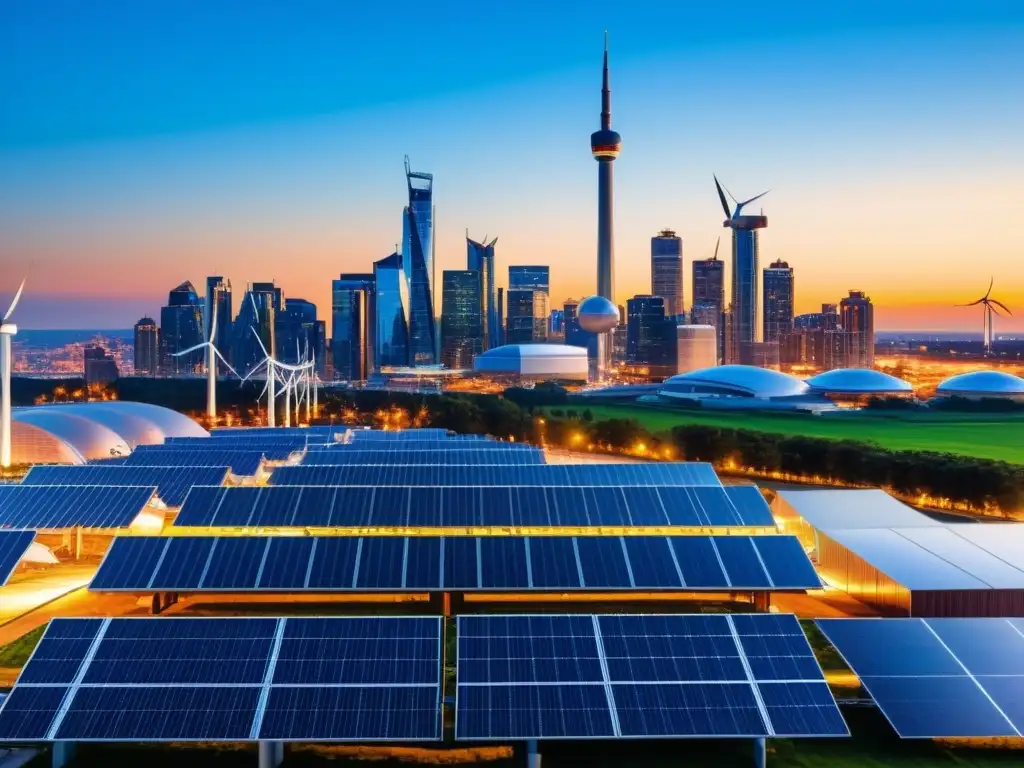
935, 370, 1024, 402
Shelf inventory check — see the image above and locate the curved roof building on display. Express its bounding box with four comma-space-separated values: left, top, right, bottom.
659, 365, 810, 400
806, 369, 913, 396
9, 402, 207, 465
474, 344, 589, 382
935, 371, 1024, 402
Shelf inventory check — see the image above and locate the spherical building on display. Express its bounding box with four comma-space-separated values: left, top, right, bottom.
935, 371, 1024, 402
806, 369, 913, 399
676, 325, 718, 375
473, 344, 589, 383
577, 295, 619, 333
659, 365, 810, 401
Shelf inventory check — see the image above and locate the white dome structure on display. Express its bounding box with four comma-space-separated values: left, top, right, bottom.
806, 369, 913, 396
474, 344, 589, 382
660, 365, 810, 400
935, 371, 1024, 402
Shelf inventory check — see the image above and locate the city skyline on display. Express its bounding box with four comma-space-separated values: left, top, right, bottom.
1, 4, 1023, 332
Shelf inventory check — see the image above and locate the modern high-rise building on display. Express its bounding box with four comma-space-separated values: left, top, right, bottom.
373, 251, 409, 368
84, 346, 119, 385
496, 288, 505, 347
840, 290, 875, 368
232, 281, 281, 377
204, 276, 232, 372
402, 157, 437, 365
441, 270, 483, 369
466, 235, 498, 350
133, 317, 159, 376
549, 309, 565, 336
762, 259, 795, 344
508, 266, 550, 293
332, 274, 375, 381
626, 295, 675, 376
506, 289, 549, 344
278, 298, 325, 373
159, 280, 203, 375
692, 248, 726, 361
651, 229, 683, 317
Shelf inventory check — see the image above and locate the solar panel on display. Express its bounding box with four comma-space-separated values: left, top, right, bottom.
816, 618, 1024, 738
119, 449, 266, 475
455, 613, 846, 740
174, 482, 763, 528
347, 428, 452, 440
0, 485, 156, 529
91, 535, 820, 592
0, 616, 443, 742
299, 448, 546, 466
305, 441, 531, 453
22, 465, 230, 507
722, 485, 776, 527
0, 530, 35, 586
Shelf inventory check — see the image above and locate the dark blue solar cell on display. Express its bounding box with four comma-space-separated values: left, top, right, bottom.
479, 537, 529, 590
292, 486, 336, 526
174, 486, 225, 526
816, 619, 964, 677
576, 536, 631, 588
715, 537, 772, 588
257, 538, 315, 589
408, 487, 442, 527
16, 619, 103, 685
623, 537, 683, 589
723, 485, 775, 526
305, 536, 360, 590
527, 537, 582, 590
443, 487, 480, 527
479, 488, 514, 526
200, 537, 268, 589
212, 488, 261, 527
90, 536, 166, 591
250, 487, 302, 526
512, 486, 550, 527
738, 633, 825, 682
612, 682, 767, 737
655, 487, 704, 526
330, 486, 377, 527
0, 685, 69, 740
974, 676, 1024, 734
355, 537, 406, 589
149, 537, 214, 590
619, 486, 669, 526
583, 487, 631, 526
405, 537, 442, 590
925, 619, 1024, 676
371, 487, 411, 527
669, 538, 728, 587
752, 537, 821, 588
859, 675, 1018, 738
757, 682, 848, 736
443, 537, 479, 590
55, 686, 261, 741
456, 684, 613, 740
260, 686, 440, 741
691, 486, 742, 526
545, 487, 590, 527
731, 613, 804, 637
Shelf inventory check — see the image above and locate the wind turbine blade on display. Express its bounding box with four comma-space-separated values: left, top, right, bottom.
985, 277, 993, 300
713, 176, 731, 220
250, 325, 271, 359
956, 299, 985, 307
211, 347, 240, 379
989, 305, 1004, 317
173, 343, 209, 357
208, 296, 218, 343
740, 189, 770, 207
4, 278, 26, 321
990, 299, 1012, 315
713, 237, 720, 261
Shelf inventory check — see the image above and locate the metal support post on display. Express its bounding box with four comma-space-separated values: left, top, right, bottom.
258, 741, 284, 768
752, 737, 766, 768
526, 739, 541, 768
51, 742, 76, 768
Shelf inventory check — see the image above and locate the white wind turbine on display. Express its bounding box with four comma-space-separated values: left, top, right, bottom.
1, 279, 26, 468
246, 324, 313, 428
173, 299, 237, 420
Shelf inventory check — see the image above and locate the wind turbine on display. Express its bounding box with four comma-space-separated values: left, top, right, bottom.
714, 175, 769, 228
1, 279, 26, 468
245, 312, 313, 427
957, 278, 1012, 355
173, 298, 237, 420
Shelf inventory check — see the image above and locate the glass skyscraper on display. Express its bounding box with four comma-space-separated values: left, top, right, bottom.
158, 280, 203, 375
732, 229, 760, 363
506, 290, 549, 344
232, 281, 281, 377
692, 253, 725, 362
133, 317, 159, 376
204, 276, 233, 373
762, 259, 795, 344
626, 294, 675, 376
651, 230, 683, 318
466, 235, 498, 350
332, 274, 375, 381
440, 270, 483, 369
402, 157, 437, 365
508, 266, 550, 293
840, 290, 875, 368
373, 251, 409, 368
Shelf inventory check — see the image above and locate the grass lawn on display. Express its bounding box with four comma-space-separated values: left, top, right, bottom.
0, 623, 45, 667
549, 404, 1024, 464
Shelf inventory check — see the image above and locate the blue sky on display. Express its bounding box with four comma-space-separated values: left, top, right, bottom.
1, 2, 1023, 330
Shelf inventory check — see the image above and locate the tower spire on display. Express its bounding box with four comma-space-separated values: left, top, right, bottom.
601, 30, 611, 131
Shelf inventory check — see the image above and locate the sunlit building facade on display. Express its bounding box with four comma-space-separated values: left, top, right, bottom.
332, 274, 375, 382
506, 289, 549, 344
441, 270, 483, 369
373, 251, 409, 368
763, 259, 794, 344
651, 229, 683, 318
133, 317, 159, 376
692, 254, 725, 362
840, 290, 875, 368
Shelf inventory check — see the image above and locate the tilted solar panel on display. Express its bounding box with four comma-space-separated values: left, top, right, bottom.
347, 428, 452, 440
722, 485, 776, 527
0, 616, 443, 742
0, 530, 36, 586
132, 442, 298, 462
120, 449, 265, 475
298, 448, 546, 466
0, 485, 156, 529
91, 534, 820, 592
305, 441, 531, 453
816, 618, 1024, 738
22, 465, 230, 507
455, 613, 846, 740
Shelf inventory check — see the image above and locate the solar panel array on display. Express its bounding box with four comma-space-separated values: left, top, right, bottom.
305, 441, 536, 453
298, 448, 546, 466
132, 441, 300, 462
91, 534, 820, 592
816, 618, 1024, 738
173, 484, 772, 529
117, 449, 266, 476
269, 462, 723, 488
347, 428, 454, 441
456, 613, 847, 740
0, 616, 442, 742
0, 485, 156, 529
22, 465, 231, 507
0, 530, 35, 585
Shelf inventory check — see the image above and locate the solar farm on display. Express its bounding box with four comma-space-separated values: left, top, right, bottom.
0, 426, 1022, 767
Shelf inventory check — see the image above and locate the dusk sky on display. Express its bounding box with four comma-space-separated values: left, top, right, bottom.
1, 2, 1022, 333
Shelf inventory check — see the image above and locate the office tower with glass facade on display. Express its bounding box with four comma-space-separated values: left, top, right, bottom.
651, 229, 683, 317
204, 276, 233, 372
496, 288, 505, 347
159, 281, 203, 375
277, 298, 325, 372
692, 253, 725, 360
332, 274, 375, 381
506, 289, 549, 344
626, 295, 675, 377
467, 235, 498, 350
762, 259, 795, 344
441, 270, 483, 369
133, 317, 159, 376
373, 252, 408, 368
840, 290, 875, 368
402, 157, 437, 365
232, 282, 282, 377
509, 266, 550, 293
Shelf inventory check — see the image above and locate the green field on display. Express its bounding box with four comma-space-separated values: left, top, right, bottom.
549, 404, 1024, 464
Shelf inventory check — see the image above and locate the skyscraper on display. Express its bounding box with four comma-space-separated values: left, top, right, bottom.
84, 346, 118, 385
496, 288, 505, 347
840, 290, 875, 368
332, 274, 375, 381
591, 34, 620, 304
373, 251, 409, 368
692, 246, 726, 361
402, 157, 437, 365
232, 281, 281, 377
204, 276, 232, 372
133, 317, 159, 376
508, 266, 550, 293
714, 177, 768, 365
159, 280, 203, 375
467, 235, 498, 350
506, 290, 549, 344
278, 298, 325, 372
762, 259, 795, 344
626, 295, 675, 376
441, 270, 483, 369
651, 229, 683, 317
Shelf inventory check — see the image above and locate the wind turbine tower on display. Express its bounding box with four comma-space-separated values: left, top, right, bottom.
958, 278, 1012, 355
1, 280, 26, 468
